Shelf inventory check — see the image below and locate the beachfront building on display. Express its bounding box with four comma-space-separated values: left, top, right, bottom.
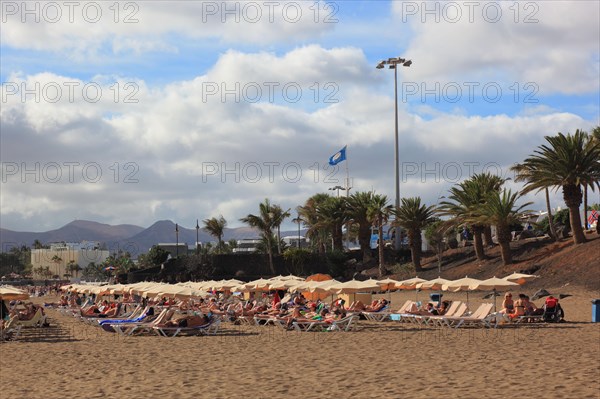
30, 241, 110, 280
156, 243, 190, 257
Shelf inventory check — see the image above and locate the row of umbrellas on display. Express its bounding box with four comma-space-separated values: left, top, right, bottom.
58, 272, 537, 301
0, 285, 30, 301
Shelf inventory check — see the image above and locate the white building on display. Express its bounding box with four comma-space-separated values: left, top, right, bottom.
31, 241, 109, 279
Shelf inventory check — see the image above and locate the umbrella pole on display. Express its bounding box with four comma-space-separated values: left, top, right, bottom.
466, 290, 470, 310
493, 289, 497, 313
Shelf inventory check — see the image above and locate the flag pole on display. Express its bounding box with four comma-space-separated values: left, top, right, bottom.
344, 145, 350, 249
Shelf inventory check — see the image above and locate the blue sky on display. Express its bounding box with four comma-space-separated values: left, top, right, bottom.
1, 1, 599, 233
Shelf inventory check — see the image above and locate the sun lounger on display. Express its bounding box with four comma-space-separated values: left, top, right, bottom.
388, 300, 413, 321
97, 306, 150, 326
292, 315, 358, 332
6, 309, 46, 329
418, 302, 467, 326
361, 305, 392, 322
104, 308, 175, 335
514, 314, 545, 324
153, 318, 221, 337
1, 315, 23, 341
439, 303, 495, 328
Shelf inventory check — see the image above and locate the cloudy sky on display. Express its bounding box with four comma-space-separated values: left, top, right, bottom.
1, 0, 599, 233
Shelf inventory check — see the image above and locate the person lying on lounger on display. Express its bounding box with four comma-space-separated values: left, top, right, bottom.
158, 313, 211, 328
347, 299, 388, 312
523, 295, 543, 316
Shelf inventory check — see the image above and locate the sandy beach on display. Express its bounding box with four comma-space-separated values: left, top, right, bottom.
1, 289, 599, 399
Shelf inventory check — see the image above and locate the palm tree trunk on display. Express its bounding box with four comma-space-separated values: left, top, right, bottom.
359, 225, 372, 263
564, 184, 586, 244
378, 217, 385, 277
409, 229, 423, 272
568, 205, 587, 244
545, 188, 557, 241
472, 225, 486, 260
267, 243, 275, 275
497, 225, 512, 265
584, 185, 588, 230
332, 224, 343, 251
483, 226, 494, 246
277, 226, 282, 255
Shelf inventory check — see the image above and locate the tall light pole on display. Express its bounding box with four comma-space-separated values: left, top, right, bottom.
377, 57, 412, 251
328, 185, 345, 198
175, 223, 179, 258
195, 219, 200, 255
292, 215, 302, 248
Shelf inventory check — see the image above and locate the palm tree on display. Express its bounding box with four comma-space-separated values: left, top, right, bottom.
517, 130, 600, 244
270, 205, 291, 255
392, 197, 435, 272
67, 260, 82, 279
315, 196, 348, 251
367, 194, 393, 277
51, 255, 63, 277
477, 189, 532, 265
471, 173, 506, 246
347, 191, 378, 263
439, 179, 487, 260
512, 163, 558, 241
203, 215, 227, 253
240, 199, 277, 274
297, 193, 331, 254
583, 127, 600, 228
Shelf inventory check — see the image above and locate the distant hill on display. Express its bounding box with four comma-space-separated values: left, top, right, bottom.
1, 219, 306, 257
0, 220, 144, 250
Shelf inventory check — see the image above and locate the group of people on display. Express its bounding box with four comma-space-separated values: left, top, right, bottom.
500, 292, 564, 321
61, 289, 357, 331
404, 300, 452, 316
0, 300, 46, 331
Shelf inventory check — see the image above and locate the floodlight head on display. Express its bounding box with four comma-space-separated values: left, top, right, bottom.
376, 61, 385, 69
403, 60, 412, 67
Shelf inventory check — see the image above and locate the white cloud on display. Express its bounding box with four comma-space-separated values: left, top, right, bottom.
1, 4, 598, 233
1, 1, 335, 54
393, 1, 600, 95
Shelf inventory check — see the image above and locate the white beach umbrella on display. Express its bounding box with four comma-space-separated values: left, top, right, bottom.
0, 285, 29, 300
470, 276, 519, 312
416, 277, 452, 291
245, 278, 273, 292
329, 279, 380, 302
395, 277, 427, 301
442, 276, 483, 307
503, 272, 539, 285
395, 277, 426, 290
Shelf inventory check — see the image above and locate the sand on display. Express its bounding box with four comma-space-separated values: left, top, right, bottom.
1, 289, 599, 399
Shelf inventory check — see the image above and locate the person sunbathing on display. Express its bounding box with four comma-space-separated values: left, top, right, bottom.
437, 301, 450, 315
325, 308, 346, 322
348, 299, 387, 312
282, 307, 314, 329
404, 302, 437, 315
499, 292, 514, 314
523, 295, 543, 316
160, 313, 210, 328
18, 303, 38, 320
508, 295, 527, 320
96, 303, 121, 318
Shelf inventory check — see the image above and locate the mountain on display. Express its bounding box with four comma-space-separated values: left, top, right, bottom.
0, 220, 144, 249
1, 219, 305, 256
120, 220, 279, 254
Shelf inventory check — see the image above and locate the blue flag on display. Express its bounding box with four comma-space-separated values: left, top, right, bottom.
328, 146, 347, 166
